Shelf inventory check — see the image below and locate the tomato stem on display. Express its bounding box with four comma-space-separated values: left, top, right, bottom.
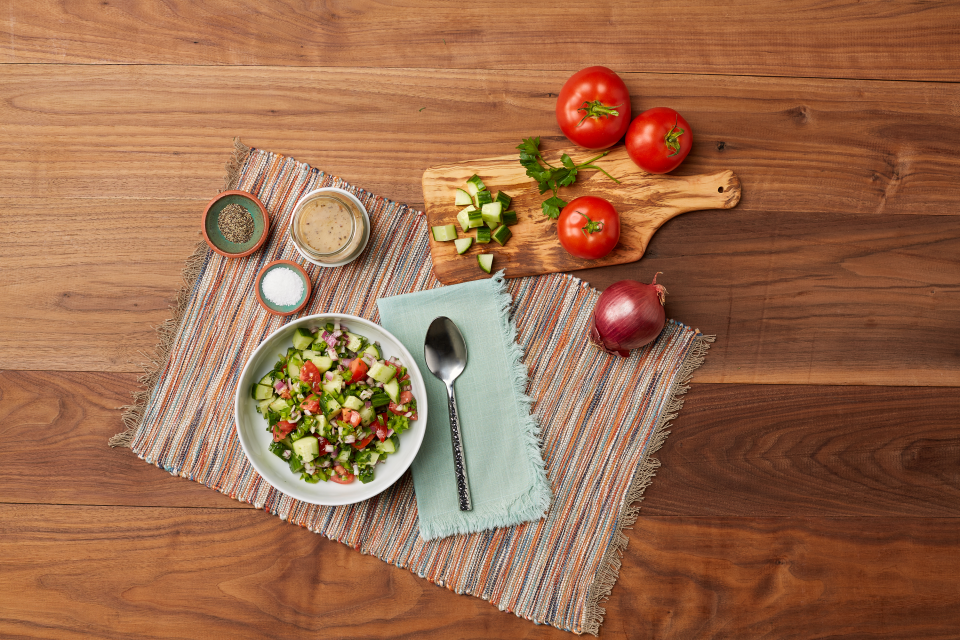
576, 100, 622, 127
579, 212, 605, 235
664, 116, 685, 158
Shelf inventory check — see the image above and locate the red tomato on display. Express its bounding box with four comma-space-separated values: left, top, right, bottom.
556, 196, 620, 260
625, 107, 693, 174
272, 420, 297, 442
315, 436, 331, 451
299, 360, 321, 384
347, 358, 368, 383
341, 409, 362, 427
387, 402, 417, 420
353, 433, 376, 450
399, 390, 414, 405
556, 66, 631, 150
331, 465, 355, 484
300, 396, 321, 413
375, 414, 390, 441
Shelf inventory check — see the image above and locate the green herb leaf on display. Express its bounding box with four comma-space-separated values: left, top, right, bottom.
561, 153, 575, 169
542, 196, 567, 219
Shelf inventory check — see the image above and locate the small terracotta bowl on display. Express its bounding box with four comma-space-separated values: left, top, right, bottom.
202, 190, 270, 258
255, 260, 312, 316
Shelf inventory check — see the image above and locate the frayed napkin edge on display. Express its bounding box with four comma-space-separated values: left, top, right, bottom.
418, 271, 553, 541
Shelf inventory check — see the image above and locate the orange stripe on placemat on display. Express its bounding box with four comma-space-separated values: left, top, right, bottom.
129, 145, 711, 636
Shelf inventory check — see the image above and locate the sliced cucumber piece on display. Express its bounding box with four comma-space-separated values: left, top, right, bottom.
293, 437, 319, 463
344, 332, 363, 353
362, 343, 382, 359
476, 190, 493, 206
376, 438, 396, 454
467, 209, 484, 229
431, 224, 458, 242
292, 328, 315, 350
342, 395, 363, 411
359, 405, 376, 426
457, 205, 477, 232
383, 378, 400, 404
492, 225, 512, 246
253, 384, 274, 401
476, 227, 491, 244
478, 254, 494, 273
258, 372, 275, 387
466, 174, 486, 194
495, 191, 512, 208
481, 201, 502, 227
286, 361, 300, 380
322, 378, 343, 395
501, 210, 518, 226
454, 188, 473, 206
306, 354, 333, 373
257, 398, 274, 414
324, 397, 342, 416
269, 397, 291, 412
368, 362, 396, 384
454, 237, 473, 254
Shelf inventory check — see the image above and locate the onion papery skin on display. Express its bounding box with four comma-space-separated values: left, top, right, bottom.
590, 275, 667, 357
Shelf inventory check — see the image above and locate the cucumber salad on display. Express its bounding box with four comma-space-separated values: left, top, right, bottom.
251, 320, 418, 485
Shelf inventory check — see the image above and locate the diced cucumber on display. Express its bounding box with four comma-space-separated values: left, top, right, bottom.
454, 237, 473, 254
257, 398, 274, 414
481, 201, 502, 227
292, 328, 315, 350
368, 362, 396, 384
466, 174, 486, 194
359, 406, 376, 426
362, 343, 381, 359
324, 397, 342, 416
383, 378, 400, 404
501, 210, 518, 226
292, 437, 319, 463
286, 361, 300, 380
289, 354, 303, 367
253, 384, 274, 401
431, 224, 458, 242
478, 254, 494, 273
492, 224, 512, 246
457, 205, 477, 232
343, 395, 363, 411
495, 191, 512, 208
336, 449, 351, 464
258, 372, 275, 387
467, 210, 484, 229
322, 378, 343, 395
476, 227, 491, 244
344, 332, 363, 352
454, 188, 473, 206
269, 397, 291, 412
377, 437, 396, 454
476, 190, 493, 206
306, 354, 333, 373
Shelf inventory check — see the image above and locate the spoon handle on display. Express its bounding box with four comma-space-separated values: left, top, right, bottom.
445, 383, 472, 511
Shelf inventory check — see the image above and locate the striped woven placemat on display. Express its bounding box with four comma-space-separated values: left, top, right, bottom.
114, 141, 712, 635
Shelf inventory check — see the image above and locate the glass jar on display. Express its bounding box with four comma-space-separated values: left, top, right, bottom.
289, 189, 369, 266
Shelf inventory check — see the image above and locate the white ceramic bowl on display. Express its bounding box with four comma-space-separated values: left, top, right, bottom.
234, 313, 427, 505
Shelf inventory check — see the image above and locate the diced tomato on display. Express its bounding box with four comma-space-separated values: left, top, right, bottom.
279, 388, 291, 399
331, 464, 355, 484
353, 433, 376, 450
301, 397, 321, 413
315, 436, 331, 451
347, 358, 369, 383
299, 359, 322, 384
399, 373, 410, 382
388, 402, 417, 420
374, 414, 390, 441
311, 382, 322, 395
341, 408, 362, 427
272, 419, 297, 442
399, 390, 414, 405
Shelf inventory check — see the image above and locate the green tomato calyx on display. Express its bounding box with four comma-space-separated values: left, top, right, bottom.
664, 116, 685, 158
576, 100, 622, 127
579, 212, 605, 235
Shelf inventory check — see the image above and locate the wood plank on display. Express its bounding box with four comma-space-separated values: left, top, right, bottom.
3, 198, 958, 385
0, 66, 959, 219
423, 146, 741, 284
0, 370, 250, 509
3, 372, 959, 519
1, 2, 959, 82
643, 384, 960, 517
3, 504, 959, 639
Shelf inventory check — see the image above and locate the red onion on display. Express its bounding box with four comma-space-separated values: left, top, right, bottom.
590, 273, 667, 357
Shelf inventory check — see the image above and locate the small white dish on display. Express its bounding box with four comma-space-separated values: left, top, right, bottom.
289, 187, 371, 268
234, 313, 427, 506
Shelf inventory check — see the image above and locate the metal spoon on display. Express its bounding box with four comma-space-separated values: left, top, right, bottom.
423, 316, 472, 511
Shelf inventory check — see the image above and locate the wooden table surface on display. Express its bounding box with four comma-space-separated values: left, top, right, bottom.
2, 3, 959, 638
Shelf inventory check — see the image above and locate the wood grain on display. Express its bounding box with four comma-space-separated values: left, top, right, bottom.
2, 1, 959, 82
643, 384, 960, 518
422, 147, 740, 284
3, 198, 957, 386
1, 66, 959, 218
3, 504, 960, 640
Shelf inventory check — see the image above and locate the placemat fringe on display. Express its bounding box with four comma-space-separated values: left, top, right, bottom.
583, 332, 714, 636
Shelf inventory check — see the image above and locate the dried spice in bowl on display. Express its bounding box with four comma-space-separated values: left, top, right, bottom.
219, 203, 255, 243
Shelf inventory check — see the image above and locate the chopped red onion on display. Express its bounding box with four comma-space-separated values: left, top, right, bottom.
344, 435, 356, 443
386, 429, 394, 437
364, 401, 372, 408
324, 371, 334, 381
365, 377, 375, 385
405, 412, 412, 418
273, 380, 286, 393
304, 410, 312, 416
324, 444, 335, 453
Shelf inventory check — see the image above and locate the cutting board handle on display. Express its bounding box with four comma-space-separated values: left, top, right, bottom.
667, 169, 742, 216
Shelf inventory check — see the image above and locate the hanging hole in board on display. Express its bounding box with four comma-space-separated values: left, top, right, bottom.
718, 186, 724, 193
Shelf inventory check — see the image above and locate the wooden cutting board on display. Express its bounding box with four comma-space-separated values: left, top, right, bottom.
422, 145, 741, 285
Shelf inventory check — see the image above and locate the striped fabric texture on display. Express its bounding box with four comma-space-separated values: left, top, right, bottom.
130, 146, 711, 635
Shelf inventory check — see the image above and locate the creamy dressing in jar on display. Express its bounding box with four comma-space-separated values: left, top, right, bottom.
297, 198, 354, 254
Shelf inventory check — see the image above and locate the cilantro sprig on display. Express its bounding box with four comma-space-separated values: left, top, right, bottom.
517, 137, 620, 219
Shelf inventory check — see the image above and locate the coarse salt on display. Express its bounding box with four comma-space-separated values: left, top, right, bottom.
262, 267, 305, 306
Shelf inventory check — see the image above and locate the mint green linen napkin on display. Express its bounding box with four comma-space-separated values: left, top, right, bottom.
377, 273, 551, 540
